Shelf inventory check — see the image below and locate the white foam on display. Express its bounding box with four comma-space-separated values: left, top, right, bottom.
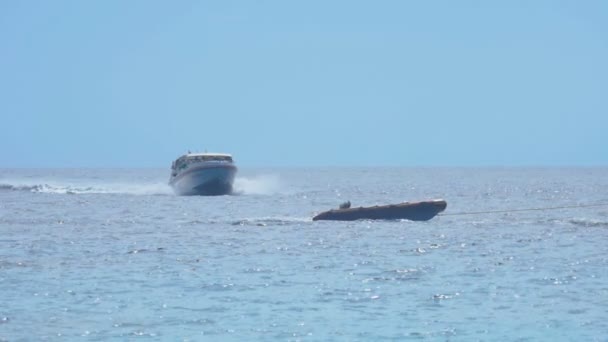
233, 174, 282, 195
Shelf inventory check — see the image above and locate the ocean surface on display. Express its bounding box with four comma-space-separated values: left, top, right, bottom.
1, 167, 607, 341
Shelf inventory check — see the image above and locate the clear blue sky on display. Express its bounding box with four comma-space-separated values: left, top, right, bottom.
1, 1, 606, 167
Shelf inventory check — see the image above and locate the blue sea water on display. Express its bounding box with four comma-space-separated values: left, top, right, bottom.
1, 167, 607, 341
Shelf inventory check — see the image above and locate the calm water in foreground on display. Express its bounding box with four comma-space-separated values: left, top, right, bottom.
1, 168, 607, 341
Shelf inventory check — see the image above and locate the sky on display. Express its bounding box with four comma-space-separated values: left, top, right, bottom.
1, 0, 607, 167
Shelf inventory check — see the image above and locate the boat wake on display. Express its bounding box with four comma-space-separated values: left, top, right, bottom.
0, 182, 173, 195
0, 174, 283, 196
232, 175, 282, 195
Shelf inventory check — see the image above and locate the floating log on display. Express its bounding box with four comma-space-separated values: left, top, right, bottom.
312, 199, 447, 221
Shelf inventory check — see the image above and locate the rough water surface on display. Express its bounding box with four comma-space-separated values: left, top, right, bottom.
1, 168, 607, 341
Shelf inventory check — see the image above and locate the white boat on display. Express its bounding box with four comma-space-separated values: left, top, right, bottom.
169, 153, 237, 196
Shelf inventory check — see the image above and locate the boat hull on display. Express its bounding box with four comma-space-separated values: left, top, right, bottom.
169, 165, 236, 196
312, 199, 447, 221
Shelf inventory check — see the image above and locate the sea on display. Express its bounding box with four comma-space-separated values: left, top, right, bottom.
1, 167, 607, 341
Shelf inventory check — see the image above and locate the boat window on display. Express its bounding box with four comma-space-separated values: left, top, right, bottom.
202, 156, 224, 162
181, 155, 232, 162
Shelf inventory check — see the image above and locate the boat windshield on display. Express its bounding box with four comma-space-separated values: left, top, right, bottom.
172, 155, 233, 170
188, 155, 232, 162
204, 155, 232, 162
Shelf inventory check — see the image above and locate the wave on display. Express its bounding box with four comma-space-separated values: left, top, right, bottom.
176, 217, 311, 227
569, 218, 608, 228
0, 182, 173, 195
231, 217, 312, 227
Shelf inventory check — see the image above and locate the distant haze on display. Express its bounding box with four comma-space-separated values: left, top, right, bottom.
1, 1, 606, 167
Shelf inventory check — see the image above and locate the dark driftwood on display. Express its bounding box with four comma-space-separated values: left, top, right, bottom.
312, 199, 447, 222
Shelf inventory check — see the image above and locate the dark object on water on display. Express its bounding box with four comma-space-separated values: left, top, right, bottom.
312, 199, 447, 222
339, 201, 351, 209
